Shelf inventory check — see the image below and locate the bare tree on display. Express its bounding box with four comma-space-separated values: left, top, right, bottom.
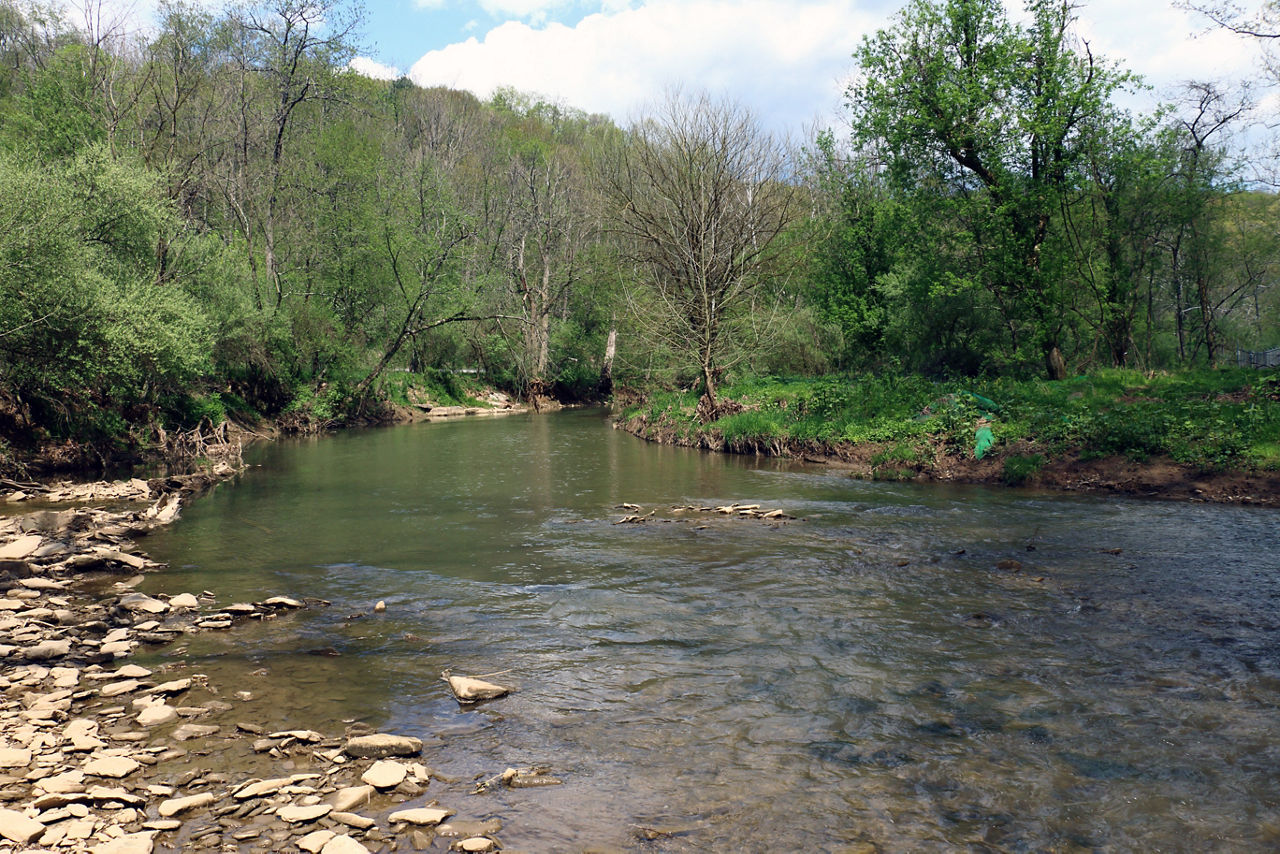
598, 90, 801, 421
229, 0, 362, 307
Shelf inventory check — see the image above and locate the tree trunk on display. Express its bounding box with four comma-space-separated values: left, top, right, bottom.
695, 363, 718, 424
599, 326, 617, 396
1044, 342, 1067, 381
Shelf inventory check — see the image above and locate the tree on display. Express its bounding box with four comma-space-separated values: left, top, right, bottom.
598, 90, 801, 420
850, 0, 1131, 379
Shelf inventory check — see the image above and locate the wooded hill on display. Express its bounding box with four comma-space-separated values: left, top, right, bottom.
0, 0, 1276, 468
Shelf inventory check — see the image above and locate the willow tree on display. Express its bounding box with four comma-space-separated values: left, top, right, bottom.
850, 0, 1130, 379
599, 91, 801, 420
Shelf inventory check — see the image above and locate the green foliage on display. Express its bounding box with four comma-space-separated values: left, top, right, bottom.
632, 368, 1278, 474
1002, 454, 1046, 485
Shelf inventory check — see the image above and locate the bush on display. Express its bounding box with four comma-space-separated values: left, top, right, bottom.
1002, 454, 1046, 485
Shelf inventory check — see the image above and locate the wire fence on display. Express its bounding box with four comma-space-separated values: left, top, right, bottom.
1236, 347, 1280, 369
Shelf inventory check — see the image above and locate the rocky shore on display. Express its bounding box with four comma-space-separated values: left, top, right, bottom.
0, 480, 510, 854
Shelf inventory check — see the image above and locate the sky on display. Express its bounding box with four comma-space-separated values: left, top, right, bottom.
343, 0, 1273, 135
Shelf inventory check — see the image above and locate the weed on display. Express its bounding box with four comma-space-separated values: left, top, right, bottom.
1002, 454, 1046, 486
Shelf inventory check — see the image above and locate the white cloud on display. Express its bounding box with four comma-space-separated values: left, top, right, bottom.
408, 0, 875, 133
350, 56, 403, 80
1071, 2, 1262, 97
402, 0, 1274, 135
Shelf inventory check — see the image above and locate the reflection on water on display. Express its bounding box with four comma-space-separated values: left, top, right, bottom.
144, 410, 1280, 851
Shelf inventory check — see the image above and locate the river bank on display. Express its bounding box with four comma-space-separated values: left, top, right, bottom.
615, 369, 1280, 508
0, 474, 515, 854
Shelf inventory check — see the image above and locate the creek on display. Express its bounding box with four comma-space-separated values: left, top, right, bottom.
142, 409, 1280, 852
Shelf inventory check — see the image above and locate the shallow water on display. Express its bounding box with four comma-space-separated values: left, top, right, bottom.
143, 409, 1280, 852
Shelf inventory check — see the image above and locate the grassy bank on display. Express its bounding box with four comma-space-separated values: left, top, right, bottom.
619, 369, 1280, 497
0, 369, 514, 479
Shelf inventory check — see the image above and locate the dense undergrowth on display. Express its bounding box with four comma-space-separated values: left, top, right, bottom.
623, 369, 1280, 474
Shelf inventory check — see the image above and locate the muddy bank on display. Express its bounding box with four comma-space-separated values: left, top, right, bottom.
0, 481, 524, 853
617, 413, 1280, 508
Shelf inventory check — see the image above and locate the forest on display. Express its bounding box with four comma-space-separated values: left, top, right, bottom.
0, 0, 1277, 471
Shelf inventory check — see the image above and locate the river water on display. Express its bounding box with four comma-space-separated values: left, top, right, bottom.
143, 409, 1280, 852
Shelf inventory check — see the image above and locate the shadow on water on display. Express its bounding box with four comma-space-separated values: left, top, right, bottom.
143, 409, 1280, 852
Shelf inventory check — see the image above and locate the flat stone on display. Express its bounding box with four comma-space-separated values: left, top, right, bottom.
168, 593, 199, 610
114, 665, 152, 678
101, 680, 144, 697
298, 830, 336, 853
437, 819, 502, 838
141, 820, 181, 831
171, 723, 220, 741
65, 719, 105, 751
100, 641, 134, 657
456, 838, 497, 853
330, 812, 376, 830
158, 792, 215, 817
117, 594, 169, 615
0, 535, 43, 560
27, 639, 71, 661
0, 748, 31, 768
89, 830, 157, 854
343, 734, 423, 759
234, 777, 291, 800
136, 703, 177, 727
50, 666, 80, 688
83, 755, 141, 778
20, 577, 64, 590
0, 807, 47, 844
388, 807, 453, 826
268, 729, 323, 742
150, 678, 192, 696
277, 804, 331, 823
320, 835, 370, 854
36, 770, 86, 794
87, 786, 144, 807
361, 760, 407, 789
262, 596, 304, 608
327, 785, 374, 813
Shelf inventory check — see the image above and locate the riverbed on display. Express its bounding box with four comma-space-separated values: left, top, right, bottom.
142, 409, 1280, 852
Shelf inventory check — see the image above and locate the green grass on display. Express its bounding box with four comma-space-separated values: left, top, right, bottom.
621, 368, 1280, 471
381, 369, 490, 409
